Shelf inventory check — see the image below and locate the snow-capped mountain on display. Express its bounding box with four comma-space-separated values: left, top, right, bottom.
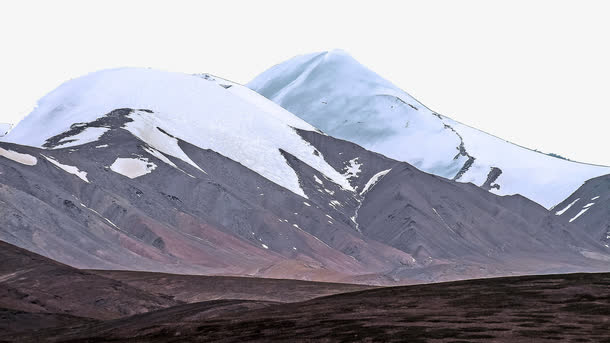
3, 68, 352, 198
0, 67, 608, 285
0, 123, 11, 137
248, 50, 610, 209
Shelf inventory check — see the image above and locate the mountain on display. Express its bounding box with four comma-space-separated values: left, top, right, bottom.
1, 67, 608, 285
248, 50, 610, 209
552, 174, 610, 250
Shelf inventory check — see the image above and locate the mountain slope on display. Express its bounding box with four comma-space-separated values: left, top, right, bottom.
8, 272, 610, 342
553, 174, 610, 250
248, 50, 610, 209
0, 240, 179, 320
0, 67, 608, 285
0, 239, 374, 338
297, 128, 610, 281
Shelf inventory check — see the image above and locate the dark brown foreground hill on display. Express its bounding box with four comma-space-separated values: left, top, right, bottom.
89, 269, 375, 303
3, 271, 609, 342
0, 240, 371, 339
0, 240, 179, 321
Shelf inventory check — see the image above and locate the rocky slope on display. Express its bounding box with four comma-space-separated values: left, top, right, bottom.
552, 174, 610, 251
0, 68, 608, 285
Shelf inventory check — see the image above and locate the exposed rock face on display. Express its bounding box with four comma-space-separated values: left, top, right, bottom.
482, 167, 503, 191
1, 106, 607, 285
553, 174, 610, 249
0, 67, 608, 285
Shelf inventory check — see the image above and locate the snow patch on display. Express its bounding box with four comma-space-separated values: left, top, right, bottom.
54, 127, 109, 148
582, 202, 595, 209
79, 202, 128, 234
344, 157, 362, 180
110, 157, 157, 179
432, 208, 457, 234
124, 111, 206, 174
314, 175, 323, 185
0, 147, 37, 166
360, 169, 392, 195
95, 144, 108, 148
591, 196, 600, 200
569, 208, 590, 223
41, 155, 89, 182
329, 200, 342, 210
142, 146, 179, 169
555, 198, 580, 216
303, 201, 311, 207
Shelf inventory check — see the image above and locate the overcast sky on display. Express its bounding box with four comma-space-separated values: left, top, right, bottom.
1, 1, 608, 165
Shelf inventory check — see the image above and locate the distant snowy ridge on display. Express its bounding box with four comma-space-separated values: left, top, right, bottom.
1, 68, 354, 198
248, 50, 610, 208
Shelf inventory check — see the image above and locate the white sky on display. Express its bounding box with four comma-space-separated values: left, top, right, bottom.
1, 0, 608, 165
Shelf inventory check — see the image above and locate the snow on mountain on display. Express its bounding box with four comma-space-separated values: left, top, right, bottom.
553, 174, 610, 248
0, 123, 11, 137
53, 126, 110, 149
0, 146, 37, 166
1, 68, 353, 198
41, 154, 90, 183
248, 50, 610, 208
1, 66, 608, 284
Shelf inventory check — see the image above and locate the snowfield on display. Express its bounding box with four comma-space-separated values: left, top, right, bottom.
41, 154, 89, 182
248, 50, 610, 208
0, 147, 37, 166
110, 157, 157, 179
54, 127, 110, 149
0, 123, 11, 137
1, 68, 354, 198
360, 169, 392, 196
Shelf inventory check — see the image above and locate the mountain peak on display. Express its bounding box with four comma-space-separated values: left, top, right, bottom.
249, 53, 610, 209
1, 67, 355, 198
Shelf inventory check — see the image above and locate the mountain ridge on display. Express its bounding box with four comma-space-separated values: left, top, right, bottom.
0, 64, 608, 286
248, 50, 610, 208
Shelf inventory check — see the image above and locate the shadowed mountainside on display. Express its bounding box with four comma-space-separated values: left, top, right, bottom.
0, 240, 179, 321
4, 272, 609, 342
89, 270, 374, 303
0, 240, 372, 338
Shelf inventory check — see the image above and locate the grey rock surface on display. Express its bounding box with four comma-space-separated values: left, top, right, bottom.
1, 108, 608, 285
553, 174, 610, 250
